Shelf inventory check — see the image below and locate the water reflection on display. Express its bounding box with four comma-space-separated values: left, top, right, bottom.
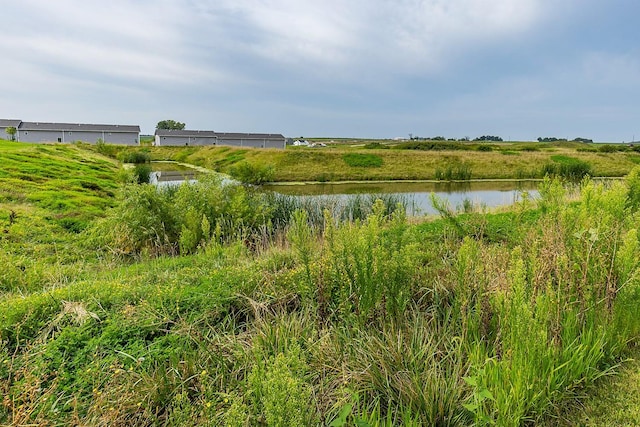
262, 181, 540, 215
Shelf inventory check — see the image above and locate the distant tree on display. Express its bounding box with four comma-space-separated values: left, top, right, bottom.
156, 120, 186, 130
537, 137, 567, 143
473, 135, 503, 142
5, 126, 16, 141
572, 137, 593, 143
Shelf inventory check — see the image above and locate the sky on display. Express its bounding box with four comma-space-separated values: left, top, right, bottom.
0, 0, 638, 141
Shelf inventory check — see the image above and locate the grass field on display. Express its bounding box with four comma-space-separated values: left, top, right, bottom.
2, 139, 640, 425
93, 140, 640, 183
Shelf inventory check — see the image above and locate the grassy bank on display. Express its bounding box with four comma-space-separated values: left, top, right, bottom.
2, 140, 640, 425
96, 140, 640, 183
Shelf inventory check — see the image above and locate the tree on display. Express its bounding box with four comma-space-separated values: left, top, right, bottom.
473, 135, 503, 142
156, 120, 186, 130
5, 126, 16, 141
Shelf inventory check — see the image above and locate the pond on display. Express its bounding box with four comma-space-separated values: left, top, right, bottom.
150, 162, 540, 215
149, 162, 200, 187
262, 181, 540, 215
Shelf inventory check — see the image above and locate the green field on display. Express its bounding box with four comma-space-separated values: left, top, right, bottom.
2, 139, 640, 425
95, 140, 640, 183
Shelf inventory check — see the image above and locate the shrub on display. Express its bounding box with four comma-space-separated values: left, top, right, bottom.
246, 345, 313, 425
318, 201, 418, 322
476, 145, 493, 152
133, 164, 152, 184
229, 161, 275, 185
363, 142, 390, 149
92, 176, 276, 256
541, 156, 592, 180
394, 141, 469, 151
598, 144, 626, 153
121, 151, 151, 164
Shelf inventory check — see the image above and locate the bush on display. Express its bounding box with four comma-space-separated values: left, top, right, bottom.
363, 142, 390, 149
541, 156, 592, 180
476, 145, 493, 152
121, 151, 151, 164
229, 161, 275, 185
598, 144, 626, 153
394, 141, 469, 151
92, 176, 275, 257
133, 164, 152, 184
315, 201, 418, 322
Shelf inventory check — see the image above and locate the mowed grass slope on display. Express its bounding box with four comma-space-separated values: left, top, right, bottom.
0, 140, 120, 224
104, 141, 640, 182
0, 140, 121, 295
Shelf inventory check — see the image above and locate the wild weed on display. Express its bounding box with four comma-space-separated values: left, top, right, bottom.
319, 200, 418, 322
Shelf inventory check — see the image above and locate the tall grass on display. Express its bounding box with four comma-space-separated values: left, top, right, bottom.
4, 140, 640, 426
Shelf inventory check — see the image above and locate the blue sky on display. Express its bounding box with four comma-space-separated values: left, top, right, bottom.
0, 0, 638, 141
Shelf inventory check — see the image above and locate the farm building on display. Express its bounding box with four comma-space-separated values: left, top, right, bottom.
0, 119, 22, 140
0, 119, 140, 145
154, 129, 286, 149
154, 130, 218, 146
17, 121, 140, 145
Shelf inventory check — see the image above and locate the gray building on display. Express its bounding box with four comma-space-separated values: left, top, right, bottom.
154, 130, 218, 146
0, 119, 22, 141
16, 121, 140, 145
154, 129, 286, 149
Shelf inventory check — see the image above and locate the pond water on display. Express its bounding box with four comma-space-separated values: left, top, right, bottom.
150, 162, 200, 187
150, 162, 540, 215
262, 181, 540, 215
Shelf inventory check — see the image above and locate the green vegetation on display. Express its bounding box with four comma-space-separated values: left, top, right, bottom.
2, 139, 640, 425
156, 119, 186, 130
91, 140, 639, 183
342, 153, 383, 167
541, 155, 593, 180
229, 161, 275, 185
5, 126, 16, 141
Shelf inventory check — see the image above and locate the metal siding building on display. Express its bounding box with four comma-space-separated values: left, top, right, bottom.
215, 133, 286, 149
155, 129, 286, 149
154, 130, 218, 146
17, 122, 140, 145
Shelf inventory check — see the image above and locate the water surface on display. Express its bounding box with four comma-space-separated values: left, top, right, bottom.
263, 181, 540, 215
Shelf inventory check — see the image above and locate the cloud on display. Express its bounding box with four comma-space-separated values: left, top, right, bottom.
0, 0, 222, 87
185, 0, 549, 78
0, 0, 558, 89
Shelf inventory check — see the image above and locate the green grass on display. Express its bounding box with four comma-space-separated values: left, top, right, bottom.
2, 139, 640, 425
89, 141, 639, 183
342, 153, 383, 167
542, 347, 640, 426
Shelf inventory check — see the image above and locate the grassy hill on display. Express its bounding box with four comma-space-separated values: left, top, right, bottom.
94, 140, 640, 183
1, 139, 640, 425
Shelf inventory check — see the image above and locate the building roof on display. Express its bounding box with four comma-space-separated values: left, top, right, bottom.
0, 119, 22, 128
216, 132, 285, 139
19, 122, 140, 132
155, 129, 218, 137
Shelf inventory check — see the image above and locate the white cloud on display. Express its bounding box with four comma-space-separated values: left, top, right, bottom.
188, 0, 547, 75
0, 0, 224, 87
0, 0, 560, 89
